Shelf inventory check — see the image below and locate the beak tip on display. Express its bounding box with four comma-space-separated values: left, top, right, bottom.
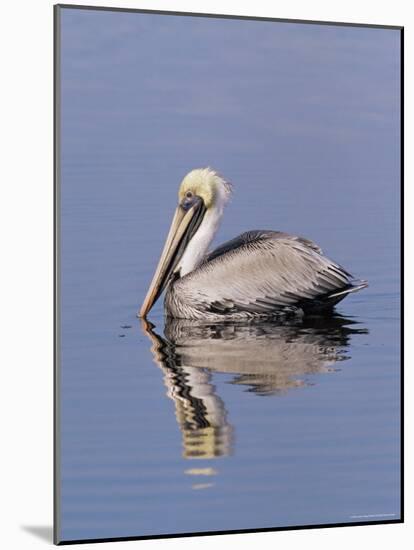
138, 303, 150, 318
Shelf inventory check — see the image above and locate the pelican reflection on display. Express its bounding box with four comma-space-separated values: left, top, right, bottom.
142, 316, 367, 461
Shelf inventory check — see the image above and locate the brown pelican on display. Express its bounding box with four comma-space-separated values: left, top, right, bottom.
139, 168, 367, 320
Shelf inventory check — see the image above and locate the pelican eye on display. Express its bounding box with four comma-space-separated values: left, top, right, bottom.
181, 190, 200, 211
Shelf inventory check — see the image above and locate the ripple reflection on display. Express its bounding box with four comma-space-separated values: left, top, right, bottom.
142, 316, 368, 463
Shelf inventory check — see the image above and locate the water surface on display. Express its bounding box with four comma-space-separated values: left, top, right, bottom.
58, 8, 401, 542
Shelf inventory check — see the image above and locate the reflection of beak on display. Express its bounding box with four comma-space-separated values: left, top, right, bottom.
139, 197, 206, 318
139, 318, 168, 366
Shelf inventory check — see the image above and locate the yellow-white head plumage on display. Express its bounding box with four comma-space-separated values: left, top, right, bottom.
179, 167, 232, 210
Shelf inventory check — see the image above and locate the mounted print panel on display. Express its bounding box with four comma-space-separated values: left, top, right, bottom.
54, 4, 403, 544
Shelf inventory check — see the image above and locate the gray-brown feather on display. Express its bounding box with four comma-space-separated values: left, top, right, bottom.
165, 230, 367, 319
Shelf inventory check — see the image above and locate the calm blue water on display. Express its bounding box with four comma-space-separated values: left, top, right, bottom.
58, 7, 401, 542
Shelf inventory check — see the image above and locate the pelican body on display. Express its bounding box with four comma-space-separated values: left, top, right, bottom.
139, 168, 367, 320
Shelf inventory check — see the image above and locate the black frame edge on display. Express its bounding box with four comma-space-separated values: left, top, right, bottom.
400, 26, 404, 525
57, 519, 403, 545
55, 3, 403, 30
53, 3, 62, 546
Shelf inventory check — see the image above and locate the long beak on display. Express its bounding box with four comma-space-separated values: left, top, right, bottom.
139, 198, 205, 318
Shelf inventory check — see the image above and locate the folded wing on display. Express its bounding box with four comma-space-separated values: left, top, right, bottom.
177, 230, 367, 315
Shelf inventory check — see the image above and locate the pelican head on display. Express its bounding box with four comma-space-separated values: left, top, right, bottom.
139, 168, 232, 318
178, 167, 232, 209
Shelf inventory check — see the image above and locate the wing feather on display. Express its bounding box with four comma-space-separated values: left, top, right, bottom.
175, 231, 362, 315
